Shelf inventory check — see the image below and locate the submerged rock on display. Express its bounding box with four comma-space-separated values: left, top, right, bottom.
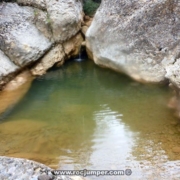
86, 0, 180, 84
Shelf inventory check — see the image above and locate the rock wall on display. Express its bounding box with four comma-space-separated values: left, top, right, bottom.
0, 0, 84, 88
86, 0, 180, 84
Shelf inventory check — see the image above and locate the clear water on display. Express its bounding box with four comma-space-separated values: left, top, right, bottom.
0, 59, 180, 179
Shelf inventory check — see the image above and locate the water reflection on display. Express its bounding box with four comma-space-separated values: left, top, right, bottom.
0, 59, 180, 179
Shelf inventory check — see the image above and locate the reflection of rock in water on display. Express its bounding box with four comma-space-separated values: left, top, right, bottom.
92, 61, 180, 178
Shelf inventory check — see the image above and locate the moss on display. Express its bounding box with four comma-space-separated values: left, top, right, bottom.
34, 9, 39, 17
83, 0, 100, 16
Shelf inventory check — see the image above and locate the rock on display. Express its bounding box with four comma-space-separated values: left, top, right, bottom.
0, 0, 84, 87
84, 20, 92, 27
0, 156, 84, 180
81, 26, 88, 36
38, 174, 52, 180
63, 33, 84, 59
33, 8, 53, 41
165, 59, 180, 89
172, 147, 180, 153
31, 33, 83, 76
86, 0, 180, 83
17, 0, 46, 10
0, 50, 18, 81
84, 15, 91, 21
45, 0, 83, 42
0, 3, 51, 67
81, 41, 86, 47
31, 44, 65, 76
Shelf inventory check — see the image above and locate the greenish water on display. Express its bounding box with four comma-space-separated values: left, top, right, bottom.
0, 59, 180, 179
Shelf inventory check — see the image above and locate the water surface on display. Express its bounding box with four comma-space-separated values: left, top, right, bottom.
0, 59, 180, 179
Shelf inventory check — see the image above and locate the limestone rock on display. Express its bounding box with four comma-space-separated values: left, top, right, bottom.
0, 0, 84, 87
45, 0, 83, 42
63, 33, 84, 59
166, 59, 180, 89
86, 0, 180, 83
31, 44, 65, 76
33, 8, 53, 41
0, 156, 78, 180
17, 0, 46, 10
0, 50, 18, 80
81, 26, 88, 36
0, 3, 51, 67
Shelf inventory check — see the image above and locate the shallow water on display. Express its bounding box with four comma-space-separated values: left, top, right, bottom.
0, 59, 180, 179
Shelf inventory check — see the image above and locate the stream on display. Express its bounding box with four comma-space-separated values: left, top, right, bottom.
0, 59, 180, 179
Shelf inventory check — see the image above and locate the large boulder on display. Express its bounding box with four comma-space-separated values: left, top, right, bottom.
0, 3, 51, 67
46, 0, 83, 42
0, 0, 83, 87
86, 0, 180, 83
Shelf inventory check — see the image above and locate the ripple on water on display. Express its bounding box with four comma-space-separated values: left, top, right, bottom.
0, 59, 180, 179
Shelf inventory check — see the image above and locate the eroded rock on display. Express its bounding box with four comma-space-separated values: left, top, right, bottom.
33, 8, 53, 41
17, 0, 46, 10
0, 156, 79, 180
46, 0, 83, 42
31, 44, 65, 76
0, 0, 84, 87
63, 33, 84, 59
86, 0, 180, 83
0, 50, 18, 80
0, 3, 51, 67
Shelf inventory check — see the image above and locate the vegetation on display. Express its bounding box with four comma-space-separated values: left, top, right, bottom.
83, 0, 101, 16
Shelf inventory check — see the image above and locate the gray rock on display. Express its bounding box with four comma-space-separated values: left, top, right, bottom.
33, 8, 53, 41
31, 44, 65, 76
0, 3, 51, 67
0, 0, 84, 87
0, 156, 84, 180
31, 33, 84, 76
17, 0, 46, 10
166, 59, 180, 89
86, 0, 180, 83
0, 50, 18, 80
45, 0, 83, 42
38, 174, 52, 180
